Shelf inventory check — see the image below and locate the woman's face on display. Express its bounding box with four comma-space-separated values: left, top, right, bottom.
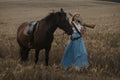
73, 14, 80, 21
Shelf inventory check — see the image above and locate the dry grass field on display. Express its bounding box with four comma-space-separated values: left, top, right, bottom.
0, 0, 120, 80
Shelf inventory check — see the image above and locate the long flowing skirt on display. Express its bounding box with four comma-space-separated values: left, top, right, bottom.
61, 32, 89, 69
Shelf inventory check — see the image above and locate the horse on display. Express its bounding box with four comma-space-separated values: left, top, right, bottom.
17, 8, 73, 66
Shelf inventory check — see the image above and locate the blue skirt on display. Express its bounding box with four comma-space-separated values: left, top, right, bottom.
61, 32, 89, 69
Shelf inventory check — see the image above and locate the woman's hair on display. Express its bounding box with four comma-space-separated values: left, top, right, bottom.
72, 14, 81, 23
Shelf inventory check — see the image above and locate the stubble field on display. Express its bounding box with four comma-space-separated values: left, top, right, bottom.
0, 0, 120, 80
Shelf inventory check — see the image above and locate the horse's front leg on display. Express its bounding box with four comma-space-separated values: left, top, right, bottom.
34, 49, 40, 68
45, 45, 51, 66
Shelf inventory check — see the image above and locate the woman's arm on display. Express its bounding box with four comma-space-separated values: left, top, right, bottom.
78, 19, 95, 29
83, 23, 95, 29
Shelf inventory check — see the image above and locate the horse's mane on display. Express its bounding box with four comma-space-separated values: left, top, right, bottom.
43, 12, 57, 23
43, 11, 65, 24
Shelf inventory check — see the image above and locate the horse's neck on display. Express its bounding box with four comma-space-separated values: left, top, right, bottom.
37, 20, 57, 36
47, 25, 57, 35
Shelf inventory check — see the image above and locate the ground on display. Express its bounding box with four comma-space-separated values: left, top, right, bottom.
0, 0, 120, 80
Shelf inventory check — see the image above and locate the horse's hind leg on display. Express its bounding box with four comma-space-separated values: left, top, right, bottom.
20, 47, 30, 61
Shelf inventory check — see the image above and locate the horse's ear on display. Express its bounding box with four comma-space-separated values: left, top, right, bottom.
60, 8, 64, 12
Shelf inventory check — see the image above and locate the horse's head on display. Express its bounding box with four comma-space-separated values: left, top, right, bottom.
55, 8, 73, 35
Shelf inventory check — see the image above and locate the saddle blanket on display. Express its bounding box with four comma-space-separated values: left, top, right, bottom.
28, 21, 37, 34
24, 21, 37, 36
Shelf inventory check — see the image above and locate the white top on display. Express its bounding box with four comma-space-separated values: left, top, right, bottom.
72, 21, 83, 33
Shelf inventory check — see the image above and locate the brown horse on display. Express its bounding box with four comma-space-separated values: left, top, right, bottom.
17, 8, 73, 66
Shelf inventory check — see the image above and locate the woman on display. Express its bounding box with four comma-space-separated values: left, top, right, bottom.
61, 13, 94, 71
